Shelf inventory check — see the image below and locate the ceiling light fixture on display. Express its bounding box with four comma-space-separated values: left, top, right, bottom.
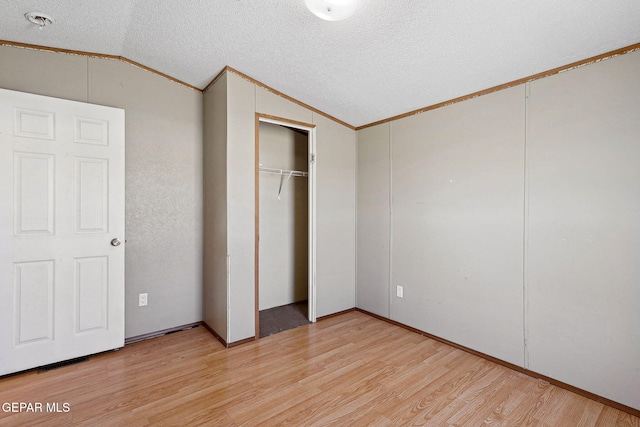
304, 0, 359, 21
25, 12, 54, 29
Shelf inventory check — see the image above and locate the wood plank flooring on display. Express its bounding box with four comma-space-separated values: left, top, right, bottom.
0, 311, 637, 426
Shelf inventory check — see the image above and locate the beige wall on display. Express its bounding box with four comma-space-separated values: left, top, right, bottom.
365, 86, 526, 366
258, 122, 308, 310
0, 45, 204, 339
314, 113, 357, 317
526, 50, 640, 410
357, 50, 640, 409
202, 73, 229, 342
356, 123, 391, 317
203, 72, 357, 343
226, 73, 259, 342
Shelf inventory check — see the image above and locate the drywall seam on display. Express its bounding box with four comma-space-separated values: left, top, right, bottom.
226, 254, 231, 343
354, 123, 358, 308
388, 122, 394, 319
523, 82, 531, 369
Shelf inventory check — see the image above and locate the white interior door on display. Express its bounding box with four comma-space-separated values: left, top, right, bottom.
0, 88, 125, 376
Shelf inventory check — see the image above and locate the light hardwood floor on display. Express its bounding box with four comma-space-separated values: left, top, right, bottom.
0, 311, 637, 426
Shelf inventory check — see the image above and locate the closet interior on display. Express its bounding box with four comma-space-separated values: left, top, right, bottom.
257, 121, 310, 338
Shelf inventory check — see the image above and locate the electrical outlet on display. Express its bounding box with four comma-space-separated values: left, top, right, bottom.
396, 285, 403, 298
139, 293, 148, 307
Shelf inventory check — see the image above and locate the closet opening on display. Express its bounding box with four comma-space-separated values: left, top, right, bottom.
255, 115, 316, 339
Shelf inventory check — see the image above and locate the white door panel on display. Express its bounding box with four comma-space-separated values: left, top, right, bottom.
0, 88, 125, 375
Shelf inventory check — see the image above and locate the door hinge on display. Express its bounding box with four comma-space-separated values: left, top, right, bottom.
310, 153, 316, 163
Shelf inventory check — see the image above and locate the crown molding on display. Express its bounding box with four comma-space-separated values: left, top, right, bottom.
3, 39, 639, 132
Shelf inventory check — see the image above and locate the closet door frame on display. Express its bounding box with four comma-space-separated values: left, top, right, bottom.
254, 114, 317, 339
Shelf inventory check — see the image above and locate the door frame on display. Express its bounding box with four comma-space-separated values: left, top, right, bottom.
255, 114, 317, 339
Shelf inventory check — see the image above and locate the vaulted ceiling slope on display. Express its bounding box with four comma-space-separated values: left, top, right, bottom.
1, 1, 639, 127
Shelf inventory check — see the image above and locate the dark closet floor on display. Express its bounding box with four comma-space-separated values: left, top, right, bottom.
259, 301, 310, 338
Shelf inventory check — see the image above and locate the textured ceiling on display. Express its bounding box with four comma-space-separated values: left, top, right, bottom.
1, 0, 639, 127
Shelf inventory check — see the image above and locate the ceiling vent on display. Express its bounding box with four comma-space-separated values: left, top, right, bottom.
25, 12, 54, 29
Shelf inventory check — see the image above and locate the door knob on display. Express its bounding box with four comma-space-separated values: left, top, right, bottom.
111, 238, 122, 247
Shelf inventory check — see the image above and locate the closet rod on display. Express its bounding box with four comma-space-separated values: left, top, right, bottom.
259, 167, 308, 177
